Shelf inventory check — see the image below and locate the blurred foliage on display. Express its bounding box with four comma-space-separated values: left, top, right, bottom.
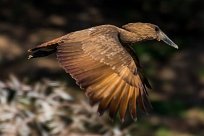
0, 0, 204, 136
152, 100, 187, 117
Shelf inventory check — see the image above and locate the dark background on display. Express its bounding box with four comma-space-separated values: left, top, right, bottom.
0, 0, 204, 135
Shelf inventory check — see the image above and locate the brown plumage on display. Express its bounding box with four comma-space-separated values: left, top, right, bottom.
28, 23, 178, 122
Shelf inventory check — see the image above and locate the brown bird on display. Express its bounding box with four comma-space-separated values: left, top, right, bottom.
28, 23, 178, 122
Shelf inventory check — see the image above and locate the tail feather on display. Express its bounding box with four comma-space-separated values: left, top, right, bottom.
28, 44, 57, 59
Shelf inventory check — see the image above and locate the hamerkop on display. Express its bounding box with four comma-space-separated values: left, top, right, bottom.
28, 23, 178, 122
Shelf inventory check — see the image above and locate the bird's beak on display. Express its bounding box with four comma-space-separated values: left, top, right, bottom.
157, 30, 178, 49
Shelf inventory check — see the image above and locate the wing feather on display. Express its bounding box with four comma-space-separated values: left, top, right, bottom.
97, 74, 122, 114
108, 81, 127, 119
129, 88, 139, 119
119, 84, 131, 122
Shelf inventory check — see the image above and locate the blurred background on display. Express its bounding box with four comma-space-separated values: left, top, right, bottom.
0, 0, 204, 135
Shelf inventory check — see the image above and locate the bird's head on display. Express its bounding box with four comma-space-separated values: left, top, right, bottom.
122, 23, 178, 49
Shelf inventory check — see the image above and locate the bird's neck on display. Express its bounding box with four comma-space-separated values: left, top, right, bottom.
118, 28, 153, 44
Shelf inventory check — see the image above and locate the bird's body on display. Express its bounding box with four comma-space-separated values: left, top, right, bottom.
28, 23, 178, 122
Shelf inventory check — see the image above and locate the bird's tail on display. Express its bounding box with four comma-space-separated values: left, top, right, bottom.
27, 43, 57, 59
28, 34, 69, 59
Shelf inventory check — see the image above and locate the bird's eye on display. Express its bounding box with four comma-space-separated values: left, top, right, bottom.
155, 26, 159, 32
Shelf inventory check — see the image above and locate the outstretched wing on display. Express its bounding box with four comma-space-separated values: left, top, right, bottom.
56, 28, 151, 121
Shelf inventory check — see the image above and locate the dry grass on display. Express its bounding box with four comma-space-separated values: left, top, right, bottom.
0, 75, 139, 136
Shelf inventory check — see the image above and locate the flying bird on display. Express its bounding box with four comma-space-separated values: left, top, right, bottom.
28, 23, 178, 122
